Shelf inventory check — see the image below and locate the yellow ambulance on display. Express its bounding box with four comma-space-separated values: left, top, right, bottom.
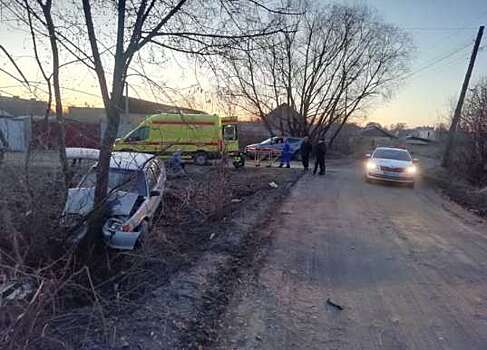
113, 113, 244, 166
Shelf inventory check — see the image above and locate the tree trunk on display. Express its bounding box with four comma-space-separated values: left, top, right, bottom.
42, 1, 69, 189
79, 0, 126, 258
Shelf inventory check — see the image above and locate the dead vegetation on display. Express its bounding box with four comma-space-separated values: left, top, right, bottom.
0, 153, 297, 349
448, 78, 487, 187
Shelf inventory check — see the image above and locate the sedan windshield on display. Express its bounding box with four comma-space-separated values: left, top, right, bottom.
373, 149, 411, 161
79, 168, 147, 196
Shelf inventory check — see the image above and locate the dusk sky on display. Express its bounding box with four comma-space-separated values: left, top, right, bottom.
358, 0, 487, 127
0, 0, 486, 127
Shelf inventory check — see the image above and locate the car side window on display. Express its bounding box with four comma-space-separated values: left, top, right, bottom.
126, 126, 149, 142
146, 160, 162, 190
151, 160, 161, 181
146, 164, 157, 191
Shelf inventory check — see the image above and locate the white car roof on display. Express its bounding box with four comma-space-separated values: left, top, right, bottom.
66, 147, 100, 160
65, 147, 155, 170
110, 152, 154, 170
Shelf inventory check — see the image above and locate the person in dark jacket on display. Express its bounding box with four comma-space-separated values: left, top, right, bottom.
300, 136, 312, 171
313, 139, 327, 175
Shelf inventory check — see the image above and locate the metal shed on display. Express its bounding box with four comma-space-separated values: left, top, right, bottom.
0, 116, 31, 151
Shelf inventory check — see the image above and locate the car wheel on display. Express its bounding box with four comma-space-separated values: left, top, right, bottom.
193, 152, 208, 166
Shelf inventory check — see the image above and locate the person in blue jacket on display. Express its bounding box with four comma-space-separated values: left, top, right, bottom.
278, 137, 292, 168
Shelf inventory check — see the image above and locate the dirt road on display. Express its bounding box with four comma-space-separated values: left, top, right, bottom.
216, 161, 487, 349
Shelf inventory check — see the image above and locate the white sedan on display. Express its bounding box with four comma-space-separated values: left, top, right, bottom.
364, 147, 417, 187
63, 150, 166, 250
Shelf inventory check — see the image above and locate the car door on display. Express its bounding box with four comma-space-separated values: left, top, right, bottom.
146, 159, 164, 218
270, 137, 284, 155
123, 126, 150, 152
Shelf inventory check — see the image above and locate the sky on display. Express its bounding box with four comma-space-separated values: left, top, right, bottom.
0, 0, 486, 128
354, 0, 487, 127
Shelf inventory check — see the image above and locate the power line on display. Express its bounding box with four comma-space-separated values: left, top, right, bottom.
403, 27, 478, 31
401, 41, 473, 81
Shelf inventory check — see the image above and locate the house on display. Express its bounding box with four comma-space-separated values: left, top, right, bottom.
405, 135, 433, 145
411, 127, 438, 141
264, 103, 301, 135
0, 96, 49, 117
349, 124, 398, 155
359, 124, 397, 145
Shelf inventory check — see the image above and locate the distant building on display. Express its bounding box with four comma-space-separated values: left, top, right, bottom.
360, 124, 396, 141
410, 127, 438, 141
350, 124, 398, 154
264, 103, 301, 135
0, 96, 50, 117
0, 95, 207, 150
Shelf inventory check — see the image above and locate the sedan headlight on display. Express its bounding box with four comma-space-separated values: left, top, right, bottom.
366, 160, 378, 171
406, 165, 417, 175
104, 217, 127, 232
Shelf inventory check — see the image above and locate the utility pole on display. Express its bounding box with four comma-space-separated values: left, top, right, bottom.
442, 25, 484, 168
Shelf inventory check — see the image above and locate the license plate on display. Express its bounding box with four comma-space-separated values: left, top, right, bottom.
384, 171, 400, 177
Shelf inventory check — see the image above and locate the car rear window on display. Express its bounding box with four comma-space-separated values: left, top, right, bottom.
373, 149, 411, 161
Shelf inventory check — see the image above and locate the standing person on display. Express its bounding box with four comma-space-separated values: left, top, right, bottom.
278, 137, 291, 168
300, 136, 312, 171
313, 139, 327, 175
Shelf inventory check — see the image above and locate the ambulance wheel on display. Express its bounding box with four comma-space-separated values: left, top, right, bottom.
233, 155, 245, 168
193, 152, 208, 166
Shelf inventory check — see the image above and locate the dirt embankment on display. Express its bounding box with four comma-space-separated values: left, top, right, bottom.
423, 167, 487, 218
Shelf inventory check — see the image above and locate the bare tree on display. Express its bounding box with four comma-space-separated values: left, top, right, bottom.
70, 0, 293, 253
217, 2, 412, 144
453, 78, 487, 185
1, 0, 295, 256
388, 122, 407, 135
0, 0, 71, 187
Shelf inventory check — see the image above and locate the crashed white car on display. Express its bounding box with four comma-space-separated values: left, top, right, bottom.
63, 149, 166, 250
364, 147, 417, 187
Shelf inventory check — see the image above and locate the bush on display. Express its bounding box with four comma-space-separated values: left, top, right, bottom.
450, 78, 487, 186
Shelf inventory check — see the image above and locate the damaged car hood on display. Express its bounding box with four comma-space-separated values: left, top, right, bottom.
64, 187, 141, 216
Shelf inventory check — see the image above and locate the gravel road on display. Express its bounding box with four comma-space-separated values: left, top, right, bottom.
216, 161, 487, 350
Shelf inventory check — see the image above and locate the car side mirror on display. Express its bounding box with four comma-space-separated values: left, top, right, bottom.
365, 153, 371, 158
150, 190, 161, 197
412, 158, 419, 164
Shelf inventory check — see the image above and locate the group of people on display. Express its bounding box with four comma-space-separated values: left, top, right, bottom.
278, 136, 327, 175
